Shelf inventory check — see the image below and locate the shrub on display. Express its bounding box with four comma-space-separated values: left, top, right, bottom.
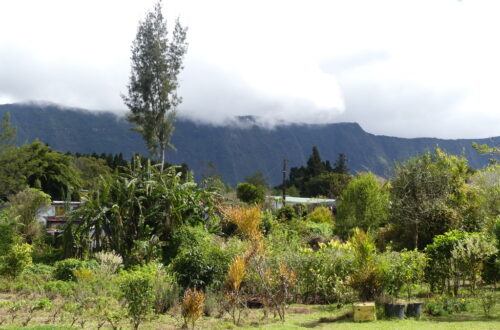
451, 233, 497, 295
1, 243, 32, 277
276, 206, 295, 222
94, 251, 123, 276
73, 268, 95, 282
348, 229, 383, 301
236, 183, 265, 204
289, 240, 355, 304
306, 206, 333, 223
425, 295, 468, 316
42, 280, 77, 298
120, 270, 155, 330
380, 249, 427, 301
170, 236, 233, 289
23, 263, 54, 275
0, 214, 20, 257
166, 226, 210, 261
181, 288, 205, 329
53, 258, 85, 281
479, 290, 497, 317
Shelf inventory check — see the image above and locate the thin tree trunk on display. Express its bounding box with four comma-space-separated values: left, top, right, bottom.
414, 221, 419, 250
160, 146, 165, 173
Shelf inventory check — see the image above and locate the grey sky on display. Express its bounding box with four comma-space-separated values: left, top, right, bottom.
0, 0, 499, 139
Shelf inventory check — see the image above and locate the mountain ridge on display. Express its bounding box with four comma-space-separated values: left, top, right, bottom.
1, 103, 498, 186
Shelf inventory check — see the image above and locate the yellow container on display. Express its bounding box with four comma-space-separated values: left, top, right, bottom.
353, 302, 376, 322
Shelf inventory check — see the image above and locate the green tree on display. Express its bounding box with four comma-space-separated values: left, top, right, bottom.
0, 211, 20, 257
388, 148, 473, 249
6, 188, 51, 244
306, 146, 325, 177
469, 164, 500, 230
244, 171, 269, 189
336, 173, 389, 239
303, 172, 351, 198
0, 112, 17, 154
0, 141, 81, 201
123, 1, 188, 172
472, 142, 500, 155
72, 156, 111, 191
332, 153, 349, 174
236, 183, 265, 204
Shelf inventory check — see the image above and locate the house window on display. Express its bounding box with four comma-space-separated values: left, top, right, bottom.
55, 206, 66, 216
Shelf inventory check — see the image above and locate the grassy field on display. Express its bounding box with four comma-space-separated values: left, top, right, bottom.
1, 299, 499, 330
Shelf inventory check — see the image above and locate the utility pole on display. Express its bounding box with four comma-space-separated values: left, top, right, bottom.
282, 159, 288, 206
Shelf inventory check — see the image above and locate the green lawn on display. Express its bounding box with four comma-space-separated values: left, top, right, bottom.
2, 301, 499, 329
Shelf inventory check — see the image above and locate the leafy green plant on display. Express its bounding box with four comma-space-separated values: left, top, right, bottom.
69, 158, 219, 264
42, 280, 77, 298
306, 206, 333, 224
348, 228, 383, 302
236, 182, 265, 204
381, 249, 427, 302
53, 258, 85, 281
425, 295, 468, 316
1, 243, 32, 277
120, 270, 155, 330
424, 230, 466, 295
289, 240, 354, 304
478, 290, 497, 317
170, 236, 233, 289
276, 206, 295, 222
451, 233, 497, 295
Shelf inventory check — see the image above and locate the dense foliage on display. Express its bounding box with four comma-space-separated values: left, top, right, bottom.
67, 158, 219, 264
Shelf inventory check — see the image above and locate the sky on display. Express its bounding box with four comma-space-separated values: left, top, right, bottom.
0, 0, 499, 139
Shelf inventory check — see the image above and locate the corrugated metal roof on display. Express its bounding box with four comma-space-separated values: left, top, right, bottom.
267, 196, 335, 204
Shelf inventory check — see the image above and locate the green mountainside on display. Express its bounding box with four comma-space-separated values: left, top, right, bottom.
1, 103, 498, 186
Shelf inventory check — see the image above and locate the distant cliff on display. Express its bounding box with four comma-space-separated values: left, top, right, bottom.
1, 103, 498, 186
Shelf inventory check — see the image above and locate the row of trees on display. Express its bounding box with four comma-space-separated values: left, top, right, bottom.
334, 148, 498, 251
285, 147, 351, 198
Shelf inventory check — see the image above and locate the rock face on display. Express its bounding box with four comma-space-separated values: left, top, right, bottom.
1, 103, 498, 186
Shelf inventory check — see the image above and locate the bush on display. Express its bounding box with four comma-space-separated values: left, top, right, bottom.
120, 270, 155, 330
42, 280, 77, 298
236, 183, 265, 204
425, 295, 468, 316
53, 258, 86, 281
23, 263, 54, 275
276, 206, 295, 222
479, 290, 497, 317
170, 235, 234, 289
1, 243, 33, 277
289, 220, 334, 240
0, 214, 20, 257
306, 206, 333, 223
288, 240, 355, 304
166, 226, 209, 261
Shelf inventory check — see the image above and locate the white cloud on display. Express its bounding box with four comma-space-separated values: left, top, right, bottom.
0, 0, 499, 138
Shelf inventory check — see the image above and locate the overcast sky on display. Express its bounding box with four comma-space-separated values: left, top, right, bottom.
0, 0, 499, 139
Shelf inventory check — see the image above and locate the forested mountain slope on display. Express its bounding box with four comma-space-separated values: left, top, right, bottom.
1, 103, 497, 186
